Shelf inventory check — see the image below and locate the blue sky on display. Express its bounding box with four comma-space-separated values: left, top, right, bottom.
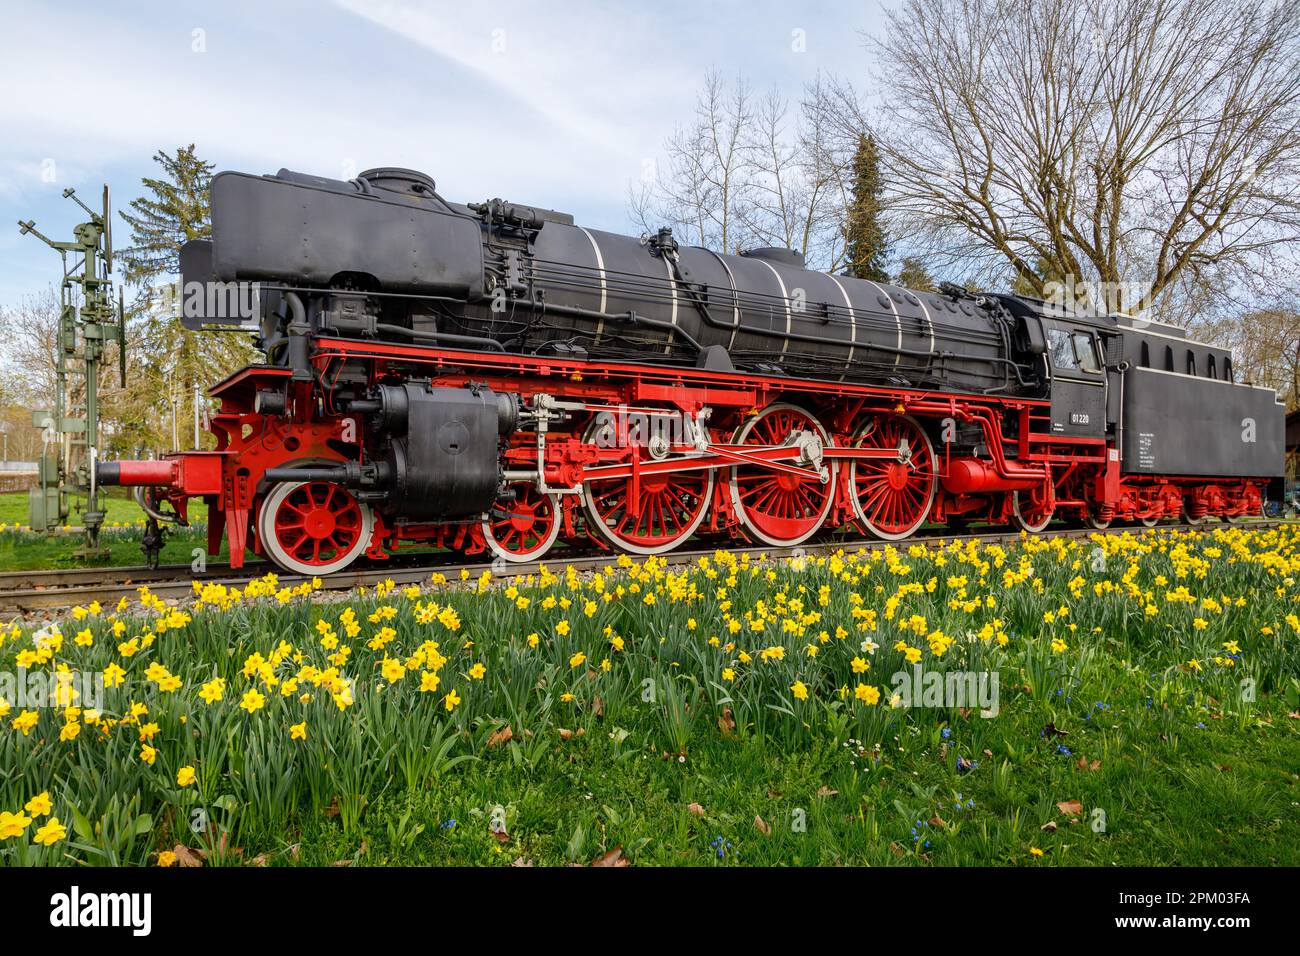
0, 0, 886, 306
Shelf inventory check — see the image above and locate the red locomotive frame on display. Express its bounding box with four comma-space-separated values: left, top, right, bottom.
121, 336, 1267, 573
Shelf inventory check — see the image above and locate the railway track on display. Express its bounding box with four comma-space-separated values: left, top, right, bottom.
0, 520, 1283, 615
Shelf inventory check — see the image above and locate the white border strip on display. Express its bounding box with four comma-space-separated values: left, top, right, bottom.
828, 274, 856, 381
663, 257, 678, 354
755, 260, 793, 356
577, 226, 607, 344
864, 281, 901, 366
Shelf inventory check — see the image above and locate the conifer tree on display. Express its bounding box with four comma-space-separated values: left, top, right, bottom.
843, 134, 891, 282
118, 146, 256, 452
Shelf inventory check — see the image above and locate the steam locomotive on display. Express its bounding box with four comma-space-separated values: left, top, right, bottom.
98, 166, 1285, 574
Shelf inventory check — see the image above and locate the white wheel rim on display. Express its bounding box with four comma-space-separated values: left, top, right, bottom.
257, 480, 374, 575
727, 403, 836, 548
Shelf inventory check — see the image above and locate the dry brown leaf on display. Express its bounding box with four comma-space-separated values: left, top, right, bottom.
1057, 799, 1084, 817
558, 727, 574, 740
511, 856, 534, 867
983, 749, 994, 758
172, 844, 203, 868
324, 796, 340, 818
591, 696, 605, 717
816, 786, 838, 798
487, 725, 514, 747
248, 853, 270, 867
718, 707, 736, 735
1075, 755, 1101, 772
754, 815, 772, 836
928, 814, 948, 829
591, 846, 629, 867
889, 842, 907, 857
331, 858, 353, 867
687, 802, 706, 816
491, 828, 510, 844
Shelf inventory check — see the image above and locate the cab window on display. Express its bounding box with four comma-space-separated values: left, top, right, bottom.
1047, 329, 1079, 370
1072, 332, 1100, 372
1047, 328, 1100, 372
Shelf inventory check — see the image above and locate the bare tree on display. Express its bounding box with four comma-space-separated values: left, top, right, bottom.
630, 70, 752, 254
738, 91, 848, 270
1200, 300, 1300, 404
631, 71, 849, 271
0, 288, 63, 408
841, 0, 1300, 319
0, 286, 174, 458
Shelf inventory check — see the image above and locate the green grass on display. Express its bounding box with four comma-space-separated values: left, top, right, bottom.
0, 526, 1297, 867
0, 491, 216, 571
289, 700, 1299, 867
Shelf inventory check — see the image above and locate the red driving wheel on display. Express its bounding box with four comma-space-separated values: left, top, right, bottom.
728, 403, 835, 547
849, 415, 936, 540
582, 418, 714, 555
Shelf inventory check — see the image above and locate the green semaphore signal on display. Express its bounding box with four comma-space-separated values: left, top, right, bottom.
17, 184, 127, 558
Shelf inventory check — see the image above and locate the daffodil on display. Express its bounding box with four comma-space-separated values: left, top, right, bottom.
33, 817, 66, 846
0, 810, 32, 840
24, 792, 52, 817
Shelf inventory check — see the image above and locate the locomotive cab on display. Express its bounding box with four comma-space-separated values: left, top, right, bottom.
1042, 320, 1107, 439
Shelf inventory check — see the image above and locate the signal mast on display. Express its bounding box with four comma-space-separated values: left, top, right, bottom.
17, 186, 126, 558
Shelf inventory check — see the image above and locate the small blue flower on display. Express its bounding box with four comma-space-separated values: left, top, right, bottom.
1055, 743, 1072, 756
440, 819, 457, 830
941, 727, 952, 740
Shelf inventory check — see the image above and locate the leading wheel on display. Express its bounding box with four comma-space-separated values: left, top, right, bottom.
728, 403, 836, 547
482, 482, 562, 563
258, 480, 374, 575
849, 415, 936, 540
